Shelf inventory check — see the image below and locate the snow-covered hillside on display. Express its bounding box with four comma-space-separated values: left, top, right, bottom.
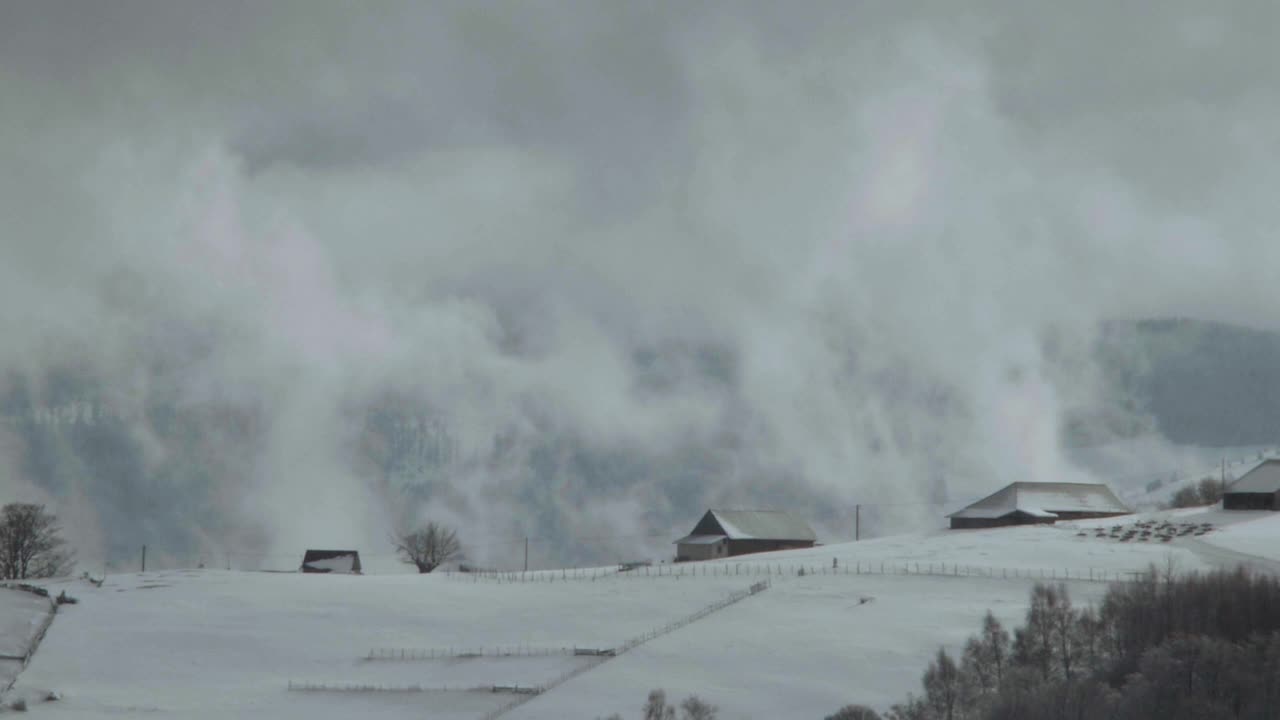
4, 509, 1277, 719
0, 587, 53, 695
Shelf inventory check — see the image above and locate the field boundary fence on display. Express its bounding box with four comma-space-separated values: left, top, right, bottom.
286, 681, 540, 694
478, 578, 772, 720
365, 645, 578, 661
615, 578, 770, 653
445, 561, 1145, 585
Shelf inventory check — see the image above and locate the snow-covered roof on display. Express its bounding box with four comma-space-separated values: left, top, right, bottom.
300, 550, 362, 574
948, 482, 1130, 520
1227, 459, 1280, 494
952, 506, 1058, 520
674, 534, 728, 545
680, 509, 816, 542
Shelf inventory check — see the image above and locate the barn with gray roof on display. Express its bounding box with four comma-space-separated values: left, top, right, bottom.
674, 510, 816, 561
948, 482, 1131, 529
1224, 459, 1280, 510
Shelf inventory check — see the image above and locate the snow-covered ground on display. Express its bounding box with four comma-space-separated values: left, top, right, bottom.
1196, 510, 1280, 564
3, 509, 1276, 719
0, 587, 53, 694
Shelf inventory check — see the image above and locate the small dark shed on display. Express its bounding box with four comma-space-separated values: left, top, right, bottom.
1224, 460, 1280, 511
674, 509, 816, 562
300, 549, 363, 574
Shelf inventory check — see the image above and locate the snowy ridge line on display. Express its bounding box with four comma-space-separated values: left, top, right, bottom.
479, 579, 772, 720
364, 645, 576, 661
446, 561, 1144, 584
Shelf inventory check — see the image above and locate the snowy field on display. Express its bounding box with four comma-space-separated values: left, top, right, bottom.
3, 510, 1276, 719
1196, 510, 1280, 565
0, 587, 53, 694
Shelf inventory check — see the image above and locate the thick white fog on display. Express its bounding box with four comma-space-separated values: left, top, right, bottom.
1, 2, 1278, 569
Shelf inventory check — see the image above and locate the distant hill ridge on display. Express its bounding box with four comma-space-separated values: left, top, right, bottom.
1094, 317, 1280, 447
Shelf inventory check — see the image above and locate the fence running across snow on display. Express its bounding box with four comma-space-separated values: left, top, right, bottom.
300, 578, 774, 712
479, 579, 771, 720
446, 561, 1146, 585
365, 646, 581, 661
285, 681, 540, 695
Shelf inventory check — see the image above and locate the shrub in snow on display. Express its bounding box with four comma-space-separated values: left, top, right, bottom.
678, 696, 717, 720
9, 698, 27, 712
824, 705, 882, 720
630, 689, 718, 720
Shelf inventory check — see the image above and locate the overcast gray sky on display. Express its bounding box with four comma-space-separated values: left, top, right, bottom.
2, 1, 1279, 566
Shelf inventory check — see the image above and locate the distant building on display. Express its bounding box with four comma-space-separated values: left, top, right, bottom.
300, 550, 362, 574
948, 482, 1131, 530
674, 509, 816, 561
1223, 459, 1280, 510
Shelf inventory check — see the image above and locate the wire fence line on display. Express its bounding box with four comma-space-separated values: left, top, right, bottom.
285, 681, 540, 695
444, 560, 1147, 585
478, 579, 772, 720
365, 645, 578, 661
615, 579, 770, 654
364, 579, 772, 666
297, 580, 776, 717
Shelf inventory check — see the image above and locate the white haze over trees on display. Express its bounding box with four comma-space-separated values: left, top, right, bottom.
1, 1, 1278, 570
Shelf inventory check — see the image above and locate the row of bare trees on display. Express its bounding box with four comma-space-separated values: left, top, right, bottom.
847, 566, 1280, 720
595, 689, 718, 720
1168, 476, 1225, 508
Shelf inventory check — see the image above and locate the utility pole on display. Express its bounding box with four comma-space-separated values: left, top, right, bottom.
855, 504, 860, 542
523, 537, 529, 572
141, 545, 147, 573
1222, 457, 1226, 485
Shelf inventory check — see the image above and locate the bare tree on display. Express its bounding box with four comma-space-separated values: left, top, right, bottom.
679, 696, 717, 720
394, 521, 461, 573
923, 648, 964, 720
644, 690, 676, 720
0, 503, 72, 580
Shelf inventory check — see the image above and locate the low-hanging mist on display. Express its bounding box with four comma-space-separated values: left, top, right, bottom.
2, 2, 1279, 570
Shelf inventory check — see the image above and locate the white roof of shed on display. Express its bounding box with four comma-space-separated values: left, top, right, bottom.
674, 534, 728, 545
948, 482, 1130, 520
705, 510, 817, 541
674, 509, 817, 544
1228, 459, 1280, 494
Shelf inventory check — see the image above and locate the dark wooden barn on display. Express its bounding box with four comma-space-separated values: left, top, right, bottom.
1224, 459, 1280, 510
299, 549, 363, 574
948, 482, 1131, 530
674, 509, 816, 561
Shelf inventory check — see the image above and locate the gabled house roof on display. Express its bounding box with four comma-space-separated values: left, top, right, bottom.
1227, 459, 1280, 494
947, 482, 1130, 520
300, 549, 362, 574
674, 509, 816, 544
